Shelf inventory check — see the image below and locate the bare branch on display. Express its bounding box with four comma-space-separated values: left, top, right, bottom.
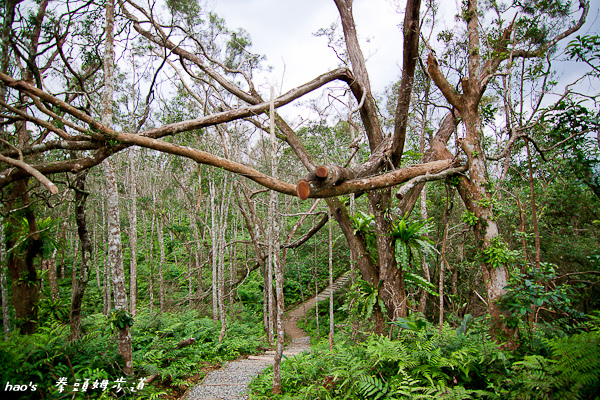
396, 165, 467, 200
0, 154, 59, 194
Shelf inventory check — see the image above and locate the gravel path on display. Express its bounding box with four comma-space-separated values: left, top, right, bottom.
183, 272, 351, 400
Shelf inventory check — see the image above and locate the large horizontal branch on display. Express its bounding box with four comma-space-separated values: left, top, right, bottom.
0, 68, 355, 191
113, 131, 298, 195
299, 159, 458, 199
296, 136, 394, 200
141, 68, 353, 139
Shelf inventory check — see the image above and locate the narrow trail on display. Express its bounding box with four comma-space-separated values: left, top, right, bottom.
183, 271, 352, 400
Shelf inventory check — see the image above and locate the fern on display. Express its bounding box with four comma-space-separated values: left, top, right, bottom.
356, 375, 390, 400
550, 331, 600, 399
511, 331, 600, 399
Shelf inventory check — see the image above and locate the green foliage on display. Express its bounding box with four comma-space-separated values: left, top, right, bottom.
341, 279, 386, 322
356, 374, 391, 399
132, 309, 265, 389
455, 314, 473, 336
0, 319, 125, 399
461, 211, 479, 227
542, 100, 600, 197
7, 216, 59, 257
352, 211, 375, 235
405, 272, 439, 297
250, 318, 505, 399
500, 264, 581, 328
566, 35, 600, 75
38, 297, 70, 325
510, 331, 600, 399
110, 309, 135, 330
391, 217, 437, 270
480, 237, 519, 269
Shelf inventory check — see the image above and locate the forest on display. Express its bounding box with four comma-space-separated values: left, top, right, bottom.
0, 0, 599, 398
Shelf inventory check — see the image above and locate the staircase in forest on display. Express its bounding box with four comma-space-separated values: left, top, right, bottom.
286, 270, 354, 326
183, 270, 353, 399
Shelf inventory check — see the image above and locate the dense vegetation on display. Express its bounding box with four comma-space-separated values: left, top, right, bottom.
1, 0, 599, 398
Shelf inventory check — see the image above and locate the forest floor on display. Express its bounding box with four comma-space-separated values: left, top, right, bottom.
182, 272, 352, 400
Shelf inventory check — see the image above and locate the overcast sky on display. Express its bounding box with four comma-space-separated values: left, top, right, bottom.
209, 0, 413, 95
208, 0, 599, 108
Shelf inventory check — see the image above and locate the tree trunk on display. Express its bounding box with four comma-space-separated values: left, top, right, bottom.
418, 73, 432, 315
2, 0, 49, 335
217, 180, 230, 343
0, 222, 10, 339
6, 179, 41, 334
526, 141, 541, 270
190, 209, 203, 298
47, 249, 59, 302
70, 172, 92, 340
129, 152, 138, 317
102, 198, 111, 316
148, 212, 155, 313
370, 191, 406, 323
209, 180, 219, 322
328, 209, 334, 350
157, 212, 165, 313
103, 0, 132, 374
270, 88, 286, 394
457, 107, 516, 349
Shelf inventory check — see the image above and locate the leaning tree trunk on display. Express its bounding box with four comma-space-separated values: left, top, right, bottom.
102, 0, 132, 374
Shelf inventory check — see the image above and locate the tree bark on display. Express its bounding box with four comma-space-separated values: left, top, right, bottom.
391, 0, 422, 165
46, 249, 59, 302
103, 0, 132, 374
157, 211, 165, 313
210, 180, 219, 322
217, 179, 231, 343
129, 151, 138, 317
70, 172, 92, 340
526, 140, 541, 270
148, 212, 155, 313
0, 222, 10, 338
6, 179, 41, 334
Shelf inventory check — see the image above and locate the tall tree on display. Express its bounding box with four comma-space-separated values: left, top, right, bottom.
102, 0, 133, 374
129, 151, 139, 317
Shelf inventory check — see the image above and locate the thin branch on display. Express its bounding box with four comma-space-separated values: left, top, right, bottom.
396, 164, 467, 200
0, 154, 58, 194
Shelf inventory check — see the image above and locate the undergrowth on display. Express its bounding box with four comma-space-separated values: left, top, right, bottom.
0, 309, 266, 399
249, 314, 600, 400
